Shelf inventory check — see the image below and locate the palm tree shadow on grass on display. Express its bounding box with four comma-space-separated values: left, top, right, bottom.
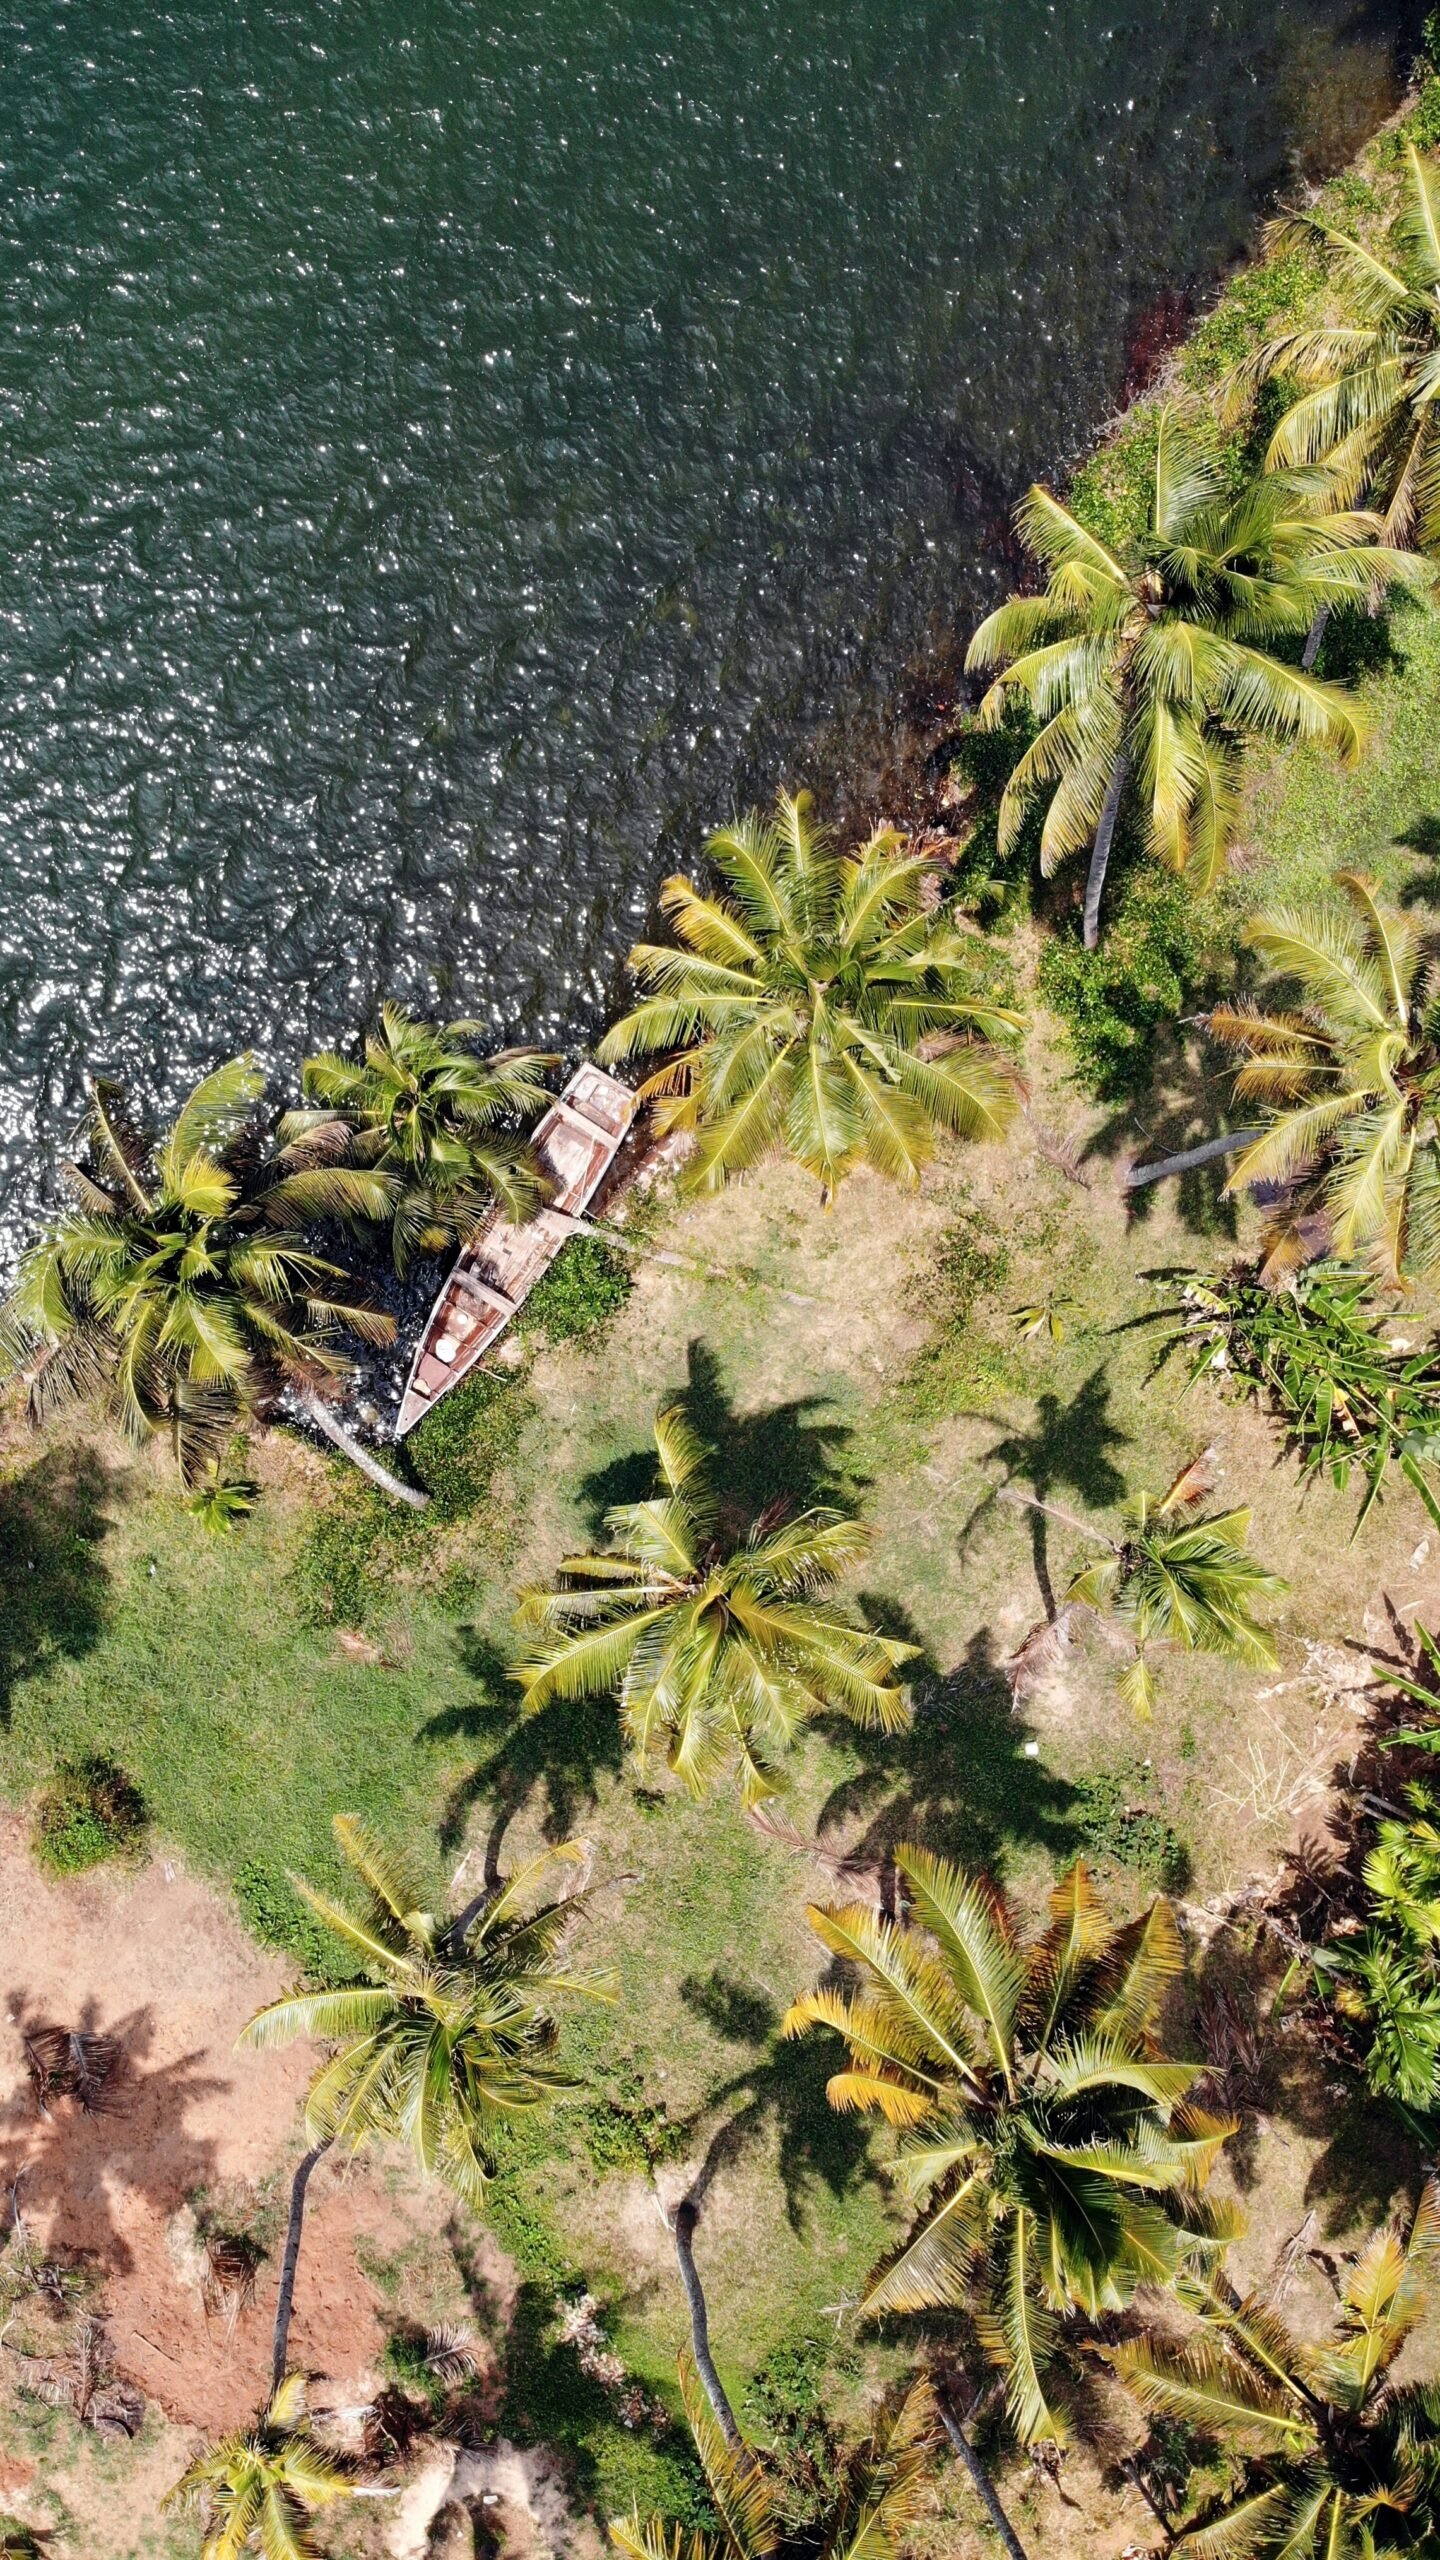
422, 1630, 624, 1876
0, 1444, 118, 1727
673, 1967, 881, 2237
816, 1603, 1084, 1880
575, 1338, 864, 1543
1078, 1023, 1244, 1241
960, 1365, 1129, 1614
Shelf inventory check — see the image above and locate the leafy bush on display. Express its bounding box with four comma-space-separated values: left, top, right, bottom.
32, 1756, 147, 1875
1038, 868, 1206, 1099
519, 1235, 632, 1346
233, 1857, 358, 1986
1158, 1264, 1440, 1533
1074, 1764, 1189, 1890
407, 1367, 534, 1520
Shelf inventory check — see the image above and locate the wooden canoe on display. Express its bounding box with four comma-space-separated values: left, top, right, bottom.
395, 1063, 637, 1438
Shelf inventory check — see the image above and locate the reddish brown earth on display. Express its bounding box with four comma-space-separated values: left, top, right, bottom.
0, 1816, 461, 2435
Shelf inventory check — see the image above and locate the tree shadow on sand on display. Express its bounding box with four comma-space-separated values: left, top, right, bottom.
0, 1996, 229, 2279
0, 1445, 119, 1727
576, 1338, 862, 1542
815, 1601, 1083, 1880
959, 1365, 1129, 1614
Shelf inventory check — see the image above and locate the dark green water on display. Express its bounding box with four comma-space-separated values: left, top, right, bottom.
0, 0, 1423, 1237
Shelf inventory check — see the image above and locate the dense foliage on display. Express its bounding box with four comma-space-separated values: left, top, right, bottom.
599, 791, 1022, 1199
786, 1851, 1233, 2441
514, 1402, 916, 1801
1159, 1262, 1440, 1531
240, 1817, 613, 2208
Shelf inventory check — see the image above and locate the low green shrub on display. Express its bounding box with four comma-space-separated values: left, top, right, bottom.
1038, 868, 1206, 1099
233, 1857, 358, 1985
894, 1199, 1018, 1421
1074, 1764, 1189, 1891
519, 1235, 632, 1345
407, 1367, 535, 1520
32, 1756, 147, 1875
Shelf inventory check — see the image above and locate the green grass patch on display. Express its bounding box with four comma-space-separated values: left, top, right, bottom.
1073, 1763, 1190, 1892
519, 1234, 633, 1345
407, 1367, 536, 1522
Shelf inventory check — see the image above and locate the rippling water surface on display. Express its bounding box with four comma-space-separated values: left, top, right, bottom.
0, 0, 1422, 1243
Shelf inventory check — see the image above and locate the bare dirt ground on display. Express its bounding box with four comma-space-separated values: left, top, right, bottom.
0, 1816, 471, 2439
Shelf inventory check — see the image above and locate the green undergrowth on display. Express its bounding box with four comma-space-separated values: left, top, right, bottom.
32, 1753, 147, 1875
1037, 865, 1216, 1100
519, 1234, 633, 1344
1073, 1763, 1190, 1892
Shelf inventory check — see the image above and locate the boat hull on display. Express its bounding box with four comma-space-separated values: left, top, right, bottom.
394, 1063, 637, 1437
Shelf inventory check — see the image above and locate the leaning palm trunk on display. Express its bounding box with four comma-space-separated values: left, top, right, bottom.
1083, 748, 1130, 950
298, 1389, 429, 1510
936, 2397, 1032, 2560
1301, 604, 1329, 671
270, 2139, 331, 2386
1121, 1128, 1263, 1191
671, 2199, 743, 2450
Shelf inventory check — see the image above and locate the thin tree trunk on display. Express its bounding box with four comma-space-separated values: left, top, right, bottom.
446, 1884, 495, 1959
1083, 750, 1130, 952
1120, 1129, 1263, 1192
298, 1391, 429, 1510
272, 2139, 331, 2387
671, 2200, 742, 2449
936, 2397, 1032, 2560
997, 1484, 1108, 1546
1302, 605, 1329, 673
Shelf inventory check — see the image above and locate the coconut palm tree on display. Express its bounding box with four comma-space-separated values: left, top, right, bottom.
596, 791, 1023, 1201
1205, 870, 1440, 1284
1055, 1451, 1286, 1718
784, 1851, 1234, 2444
512, 1403, 916, 1802
0, 1059, 396, 1487
611, 2355, 941, 2560
1115, 2183, 1440, 2557
300, 1004, 559, 1271
965, 409, 1412, 946
1226, 144, 1440, 559
240, 1815, 612, 2367
164, 2372, 357, 2560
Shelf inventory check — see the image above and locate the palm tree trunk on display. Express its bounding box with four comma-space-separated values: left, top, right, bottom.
671, 2199, 742, 2449
1302, 605, 1329, 672
1083, 750, 1130, 952
272, 2138, 331, 2386
298, 1391, 429, 1510
936, 2396, 1031, 2560
1120, 1129, 1262, 1191
998, 1484, 1108, 1545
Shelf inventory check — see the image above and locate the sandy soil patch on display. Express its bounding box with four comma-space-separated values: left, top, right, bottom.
0, 1816, 462, 2436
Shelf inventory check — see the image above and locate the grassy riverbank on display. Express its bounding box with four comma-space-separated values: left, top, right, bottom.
8, 69, 1440, 2560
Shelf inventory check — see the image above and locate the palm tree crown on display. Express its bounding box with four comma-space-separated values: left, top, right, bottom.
300, 1003, 559, 1270
1117, 2183, 1440, 2558
1066, 1452, 1286, 1719
597, 791, 1023, 1200
512, 1404, 916, 1803
0, 1059, 393, 1484
1227, 144, 1440, 549
1208, 870, 1440, 1283
240, 1817, 612, 2210
784, 1851, 1233, 2443
164, 2372, 356, 2560
966, 408, 1411, 946
611, 2356, 939, 2560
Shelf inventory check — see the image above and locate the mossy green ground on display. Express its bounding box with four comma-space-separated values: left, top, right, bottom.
8, 90, 1440, 2560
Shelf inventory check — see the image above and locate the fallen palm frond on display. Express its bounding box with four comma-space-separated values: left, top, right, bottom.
23, 2028, 123, 2119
